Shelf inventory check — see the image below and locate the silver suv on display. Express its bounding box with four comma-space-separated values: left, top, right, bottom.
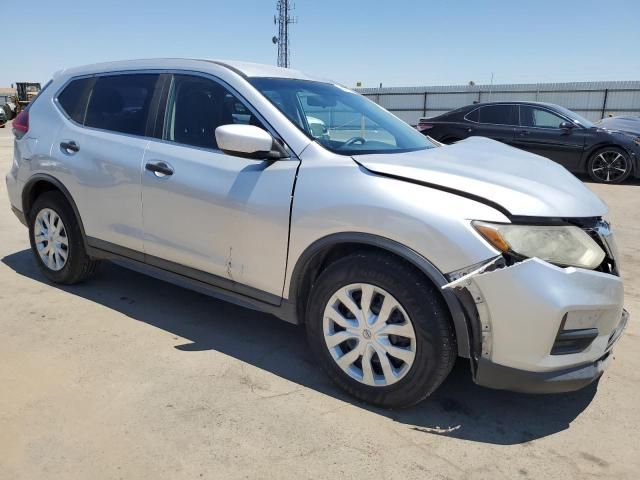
6, 59, 628, 408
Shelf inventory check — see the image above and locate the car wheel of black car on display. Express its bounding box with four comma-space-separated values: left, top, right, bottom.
442, 137, 461, 145
587, 147, 632, 184
305, 252, 456, 409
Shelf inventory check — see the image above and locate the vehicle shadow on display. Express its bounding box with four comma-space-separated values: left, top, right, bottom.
577, 173, 640, 186
2, 249, 597, 445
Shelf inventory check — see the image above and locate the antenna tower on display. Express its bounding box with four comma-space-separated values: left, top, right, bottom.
272, 1, 296, 68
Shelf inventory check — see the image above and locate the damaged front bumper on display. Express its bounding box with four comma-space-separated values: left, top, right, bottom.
445, 256, 627, 394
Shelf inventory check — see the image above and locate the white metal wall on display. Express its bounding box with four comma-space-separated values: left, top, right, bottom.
357, 81, 640, 126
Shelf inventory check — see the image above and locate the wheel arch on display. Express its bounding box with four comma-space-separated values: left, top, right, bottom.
581, 142, 636, 173
22, 174, 88, 247
287, 232, 472, 358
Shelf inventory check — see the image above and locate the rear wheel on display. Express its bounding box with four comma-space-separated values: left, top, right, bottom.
442, 137, 461, 144
28, 191, 99, 284
587, 147, 632, 184
306, 253, 456, 408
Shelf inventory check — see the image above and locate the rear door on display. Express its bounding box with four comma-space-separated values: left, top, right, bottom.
513, 105, 586, 170
467, 104, 518, 145
141, 73, 299, 299
52, 73, 162, 253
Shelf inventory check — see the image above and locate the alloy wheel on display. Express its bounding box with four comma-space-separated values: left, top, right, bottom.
323, 283, 417, 386
34, 208, 69, 271
591, 151, 629, 183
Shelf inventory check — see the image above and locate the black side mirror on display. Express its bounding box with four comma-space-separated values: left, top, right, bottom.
559, 121, 575, 130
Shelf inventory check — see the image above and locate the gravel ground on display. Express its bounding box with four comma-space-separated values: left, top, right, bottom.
1, 122, 639, 479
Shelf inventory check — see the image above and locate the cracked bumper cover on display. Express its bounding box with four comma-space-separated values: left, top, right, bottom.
456, 257, 627, 394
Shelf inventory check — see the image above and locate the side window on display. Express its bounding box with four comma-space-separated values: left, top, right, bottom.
465, 108, 479, 122
58, 78, 92, 123
85, 74, 159, 135
163, 75, 264, 150
520, 106, 565, 128
478, 105, 518, 125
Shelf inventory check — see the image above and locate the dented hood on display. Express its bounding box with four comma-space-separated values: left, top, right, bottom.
356, 137, 608, 218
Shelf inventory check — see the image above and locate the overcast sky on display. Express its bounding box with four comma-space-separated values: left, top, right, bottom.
3, 0, 639, 88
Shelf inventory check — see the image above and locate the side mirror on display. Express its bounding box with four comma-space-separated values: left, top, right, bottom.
559, 121, 575, 130
215, 124, 288, 160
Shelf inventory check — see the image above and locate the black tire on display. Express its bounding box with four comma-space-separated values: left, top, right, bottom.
28, 191, 99, 284
587, 147, 632, 184
306, 253, 456, 409
442, 137, 461, 145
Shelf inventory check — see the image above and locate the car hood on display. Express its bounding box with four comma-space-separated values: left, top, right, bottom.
355, 136, 608, 218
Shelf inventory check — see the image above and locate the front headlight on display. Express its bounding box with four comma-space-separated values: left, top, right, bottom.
472, 221, 605, 269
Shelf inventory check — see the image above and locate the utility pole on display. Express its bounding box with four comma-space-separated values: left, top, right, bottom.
272, 1, 296, 68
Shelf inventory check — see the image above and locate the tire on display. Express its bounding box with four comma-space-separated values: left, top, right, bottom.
28, 191, 99, 284
306, 252, 456, 409
587, 147, 632, 184
442, 137, 461, 145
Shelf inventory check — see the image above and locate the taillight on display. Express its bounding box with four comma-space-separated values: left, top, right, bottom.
13, 110, 29, 138
417, 121, 433, 132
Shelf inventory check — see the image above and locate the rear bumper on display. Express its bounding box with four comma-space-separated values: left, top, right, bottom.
475, 309, 628, 393
6, 167, 25, 225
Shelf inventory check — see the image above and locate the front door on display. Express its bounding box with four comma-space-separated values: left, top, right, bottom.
513, 105, 585, 171
141, 74, 299, 300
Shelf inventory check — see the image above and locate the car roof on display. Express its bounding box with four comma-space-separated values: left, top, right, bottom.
53, 58, 330, 83
468, 101, 563, 109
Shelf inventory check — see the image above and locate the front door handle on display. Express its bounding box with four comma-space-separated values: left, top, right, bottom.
60, 141, 79, 154
145, 161, 174, 177
518, 130, 531, 136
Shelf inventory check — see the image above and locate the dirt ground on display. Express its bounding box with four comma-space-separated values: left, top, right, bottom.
1, 122, 639, 479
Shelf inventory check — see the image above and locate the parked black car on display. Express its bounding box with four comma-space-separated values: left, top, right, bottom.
418, 102, 640, 183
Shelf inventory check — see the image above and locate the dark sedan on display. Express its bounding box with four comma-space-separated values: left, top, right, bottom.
418, 102, 640, 183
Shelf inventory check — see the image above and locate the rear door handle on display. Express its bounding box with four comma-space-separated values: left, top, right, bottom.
518, 130, 530, 136
60, 141, 79, 153
145, 161, 174, 177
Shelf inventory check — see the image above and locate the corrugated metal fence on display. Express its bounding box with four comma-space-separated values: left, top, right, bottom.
356, 81, 640, 126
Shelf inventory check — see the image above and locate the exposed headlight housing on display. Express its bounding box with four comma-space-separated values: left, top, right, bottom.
472, 221, 605, 270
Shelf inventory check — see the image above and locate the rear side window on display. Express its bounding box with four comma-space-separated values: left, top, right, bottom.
477, 105, 518, 125
85, 74, 159, 136
465, 108, 479, 122
58, 78, 92, 123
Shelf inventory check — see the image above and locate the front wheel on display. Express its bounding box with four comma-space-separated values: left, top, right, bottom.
306, 253, 456, 409
587, 147, 632, 184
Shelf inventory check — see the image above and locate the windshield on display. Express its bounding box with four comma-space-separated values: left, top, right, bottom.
249, 78, 436, 155
553, 105, 595, 128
